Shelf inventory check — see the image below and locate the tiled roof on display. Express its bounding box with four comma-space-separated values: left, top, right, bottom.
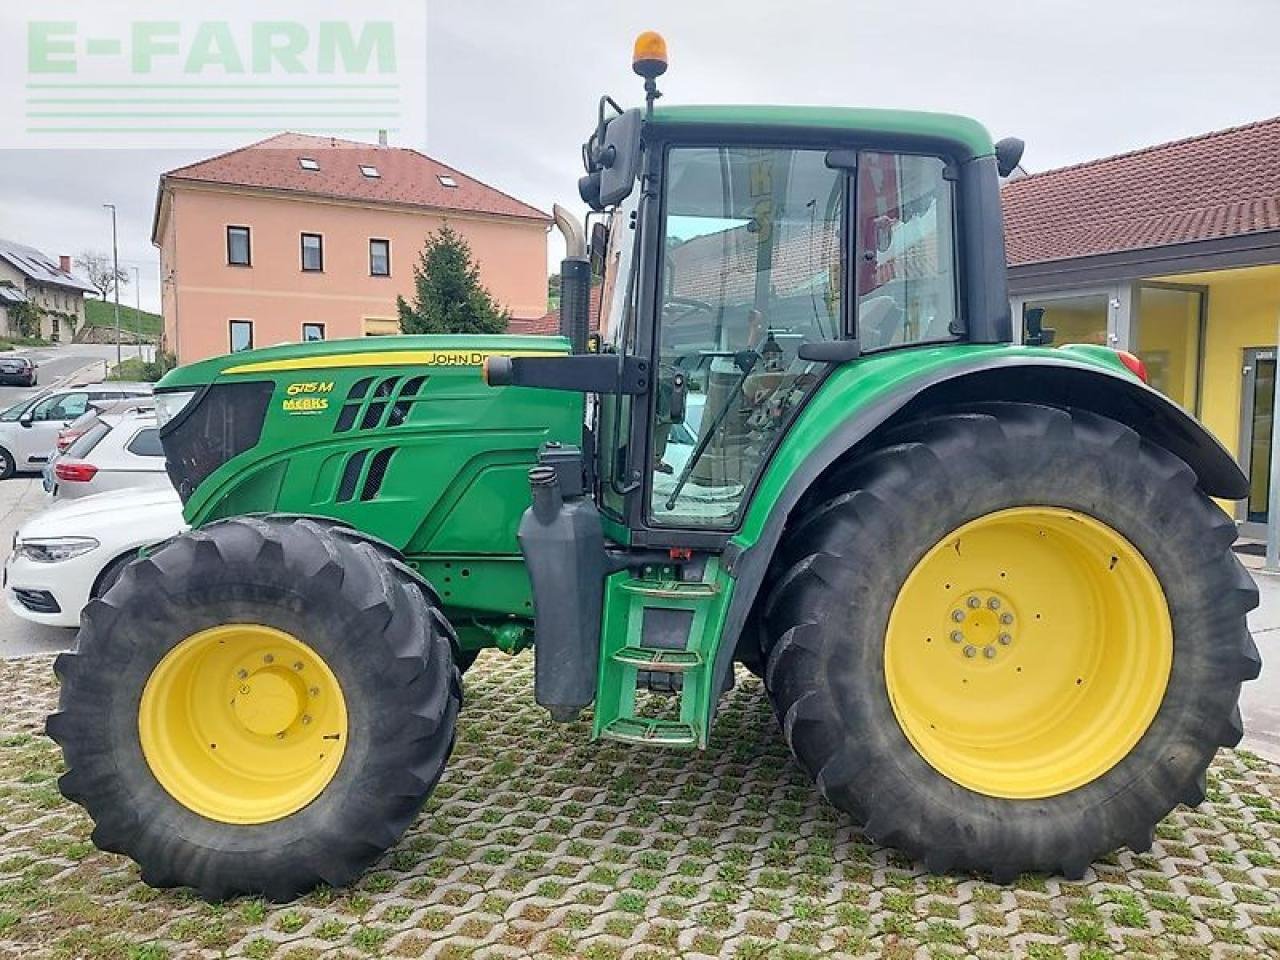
1001, 116, 1280, 266
162, 133, 550, 223
510, 285, 603, 337
0, 239, 96, 294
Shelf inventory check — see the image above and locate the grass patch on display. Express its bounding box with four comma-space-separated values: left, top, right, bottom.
84, 299, 162, 340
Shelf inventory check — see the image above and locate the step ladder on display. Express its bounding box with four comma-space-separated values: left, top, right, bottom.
593, 564, 728, 749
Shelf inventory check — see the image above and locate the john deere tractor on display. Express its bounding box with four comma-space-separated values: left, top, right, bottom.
50, 34, 1260, 900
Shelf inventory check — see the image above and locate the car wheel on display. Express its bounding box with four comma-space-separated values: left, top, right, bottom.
0, 448, 15, 480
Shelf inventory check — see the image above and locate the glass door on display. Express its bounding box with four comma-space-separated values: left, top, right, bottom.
1240, 347, 1276, 537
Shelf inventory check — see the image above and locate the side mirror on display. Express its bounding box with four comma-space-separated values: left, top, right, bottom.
798, 340, 862, 364
667, 370, 687, 425
1024, 307, 1056, 347
589, 221, 608, 277
596, 109, 643, 210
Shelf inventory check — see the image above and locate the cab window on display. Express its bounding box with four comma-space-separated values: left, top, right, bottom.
854, 152, 959, 349
650, 145, 844, 527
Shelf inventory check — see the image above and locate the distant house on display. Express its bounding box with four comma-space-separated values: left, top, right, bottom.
152, 132, 551, 363
0, 240, 95, 342
1001, 115, 1280, 537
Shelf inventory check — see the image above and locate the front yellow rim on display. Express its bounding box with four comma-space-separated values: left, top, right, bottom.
138, 625, 348, 824
884, 507, 1172, 800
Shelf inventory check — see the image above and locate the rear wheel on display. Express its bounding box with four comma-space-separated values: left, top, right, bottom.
763, 403, 1260, 879
48, 515, 461, 900
0, 447, 14, 480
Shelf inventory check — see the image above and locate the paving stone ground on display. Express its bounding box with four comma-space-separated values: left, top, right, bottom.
2, 653, 1279, 960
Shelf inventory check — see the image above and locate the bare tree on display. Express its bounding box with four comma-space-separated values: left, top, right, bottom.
78, 250, 128, 301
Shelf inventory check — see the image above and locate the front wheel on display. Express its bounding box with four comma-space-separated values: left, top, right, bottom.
48, 516, 461, 901
764, 403, 1260, 880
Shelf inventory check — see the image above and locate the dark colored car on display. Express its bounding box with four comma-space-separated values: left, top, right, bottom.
0, 356, 37, 387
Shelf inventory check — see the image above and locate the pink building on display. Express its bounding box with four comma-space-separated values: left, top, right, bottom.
152, 133, 550, 363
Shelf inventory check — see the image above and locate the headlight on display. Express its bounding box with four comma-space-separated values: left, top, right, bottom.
154, 390, 198, 428
16, 537, 100, 563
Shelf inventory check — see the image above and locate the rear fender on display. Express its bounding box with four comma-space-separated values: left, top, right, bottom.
711, 351, 1246, 712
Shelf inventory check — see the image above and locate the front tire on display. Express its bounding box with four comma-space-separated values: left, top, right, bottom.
48, 515, 461, 901
764, 403, 1260, 880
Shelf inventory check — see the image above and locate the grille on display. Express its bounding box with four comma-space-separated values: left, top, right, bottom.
160, 382, 274, 503
14, 589, 60, 614
333, 375, 430, 433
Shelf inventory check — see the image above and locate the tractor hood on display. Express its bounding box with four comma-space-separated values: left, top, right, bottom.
155, 334, 584, 578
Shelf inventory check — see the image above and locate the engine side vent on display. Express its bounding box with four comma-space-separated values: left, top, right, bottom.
360, 447, 397, 501
336, 449, 370, 502
388, 375, 430, 427
334, 377, 377, 434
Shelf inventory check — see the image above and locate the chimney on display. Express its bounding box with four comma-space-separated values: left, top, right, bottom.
59, 255, 72, 273
378, 129, 388, 147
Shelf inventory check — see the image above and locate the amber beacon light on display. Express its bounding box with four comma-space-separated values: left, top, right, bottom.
632, 31, 668, 79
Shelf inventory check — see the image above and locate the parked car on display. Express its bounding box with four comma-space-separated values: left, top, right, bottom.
5, 486, 185, 627
0, 355, 37, 386
44, 398, 156, 493
0, 382, 152, 479
51, 406, 169, 500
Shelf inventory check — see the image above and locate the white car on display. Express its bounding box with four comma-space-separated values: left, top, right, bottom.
51, 407, 168, 500
0, 383, 152, 479
5, 487, 186, 627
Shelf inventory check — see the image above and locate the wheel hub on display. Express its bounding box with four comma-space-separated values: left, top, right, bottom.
947, 590, 1016, 661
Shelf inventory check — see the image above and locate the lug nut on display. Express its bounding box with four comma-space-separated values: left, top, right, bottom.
987, 597, 1001, 610
984, 645, 996, 659
301, 715, 312, 725
263, 654, 274, 664
309, 687, 320, 697
998, 633, 1012, 645
236, 668, 248, 680
293, 661, 304, 671
951, 610, 965, 622
950, 630, 964, 643
963, 645, 977, 658
1000, 613, 1014, 625
276, 731, 286, 739
967, 596, 981, 609
239, 684, 250, 695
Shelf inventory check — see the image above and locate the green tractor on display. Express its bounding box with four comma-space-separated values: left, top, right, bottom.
49, 35, 1259, 901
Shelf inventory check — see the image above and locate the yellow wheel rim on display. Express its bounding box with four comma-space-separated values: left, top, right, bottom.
884, 507, 1171, 799
138, 625, 348, 824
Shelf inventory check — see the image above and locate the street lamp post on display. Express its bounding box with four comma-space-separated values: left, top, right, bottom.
132, 266, 143, 360
103, 203, 122, 367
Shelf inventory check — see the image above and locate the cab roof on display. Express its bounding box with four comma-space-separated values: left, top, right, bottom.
650, 104, 994, 161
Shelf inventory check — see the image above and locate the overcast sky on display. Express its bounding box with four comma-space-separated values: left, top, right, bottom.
1, 0, 1277, 314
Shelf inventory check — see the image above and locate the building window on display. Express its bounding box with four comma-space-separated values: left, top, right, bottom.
360, 164, 380, 178
229, 319, 253, 353
302, 322, 325, 341
298, 157, 320, 171
437, 175, 457, 188
227, 226, 251, 266
301, 233, 323, 272
370, 239, 390, 277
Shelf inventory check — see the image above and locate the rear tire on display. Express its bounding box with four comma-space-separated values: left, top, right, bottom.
0, 447, 14, 480
763, 403, 1260, 880
48, 515, 461, 901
